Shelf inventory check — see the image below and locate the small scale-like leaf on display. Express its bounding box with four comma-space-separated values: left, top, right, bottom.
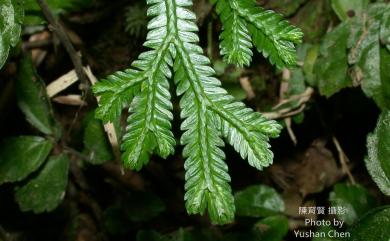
329, 183, 377, 225
0, 136, 52, 185
234, 185, 284, 217
365, 111, 390, 196
0, 0, 24, 69
16, 57, 60, 136
347, 206, 390, 241
15, 154, 70, 213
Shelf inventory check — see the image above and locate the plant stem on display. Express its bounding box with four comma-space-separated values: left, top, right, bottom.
35, 0, 89, 91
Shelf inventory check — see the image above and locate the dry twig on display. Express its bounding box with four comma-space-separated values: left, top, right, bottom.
332, 136, 356, 184
36, 0, 89, 90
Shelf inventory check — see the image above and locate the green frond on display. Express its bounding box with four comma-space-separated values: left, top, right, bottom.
173, 0, 281, 223
213, 101, 282, 170
179, 89, 235, 224
94, 0, 285, 224
213, 0, 303, 68
93, 69, 142, 123
94, 0, 176, 169
121, 69, 175, 170
215, 0, 253, 66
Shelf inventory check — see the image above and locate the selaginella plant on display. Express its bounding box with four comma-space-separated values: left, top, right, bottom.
93, 0, 302, 224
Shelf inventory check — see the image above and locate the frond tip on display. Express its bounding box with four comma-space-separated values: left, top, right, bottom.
213, 0, 303, 68
93, 0, 284, 224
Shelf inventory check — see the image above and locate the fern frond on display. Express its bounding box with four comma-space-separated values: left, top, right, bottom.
94, 0, 176, 169
214, 102, 282, 170
93, 69, 142, 123
213, 0, 303, 68
174, 54, 235, 224
94, 0, 285, 224
173, 0, 281, 223
122, 68, 175, 169
179, 87, 235, 223
215, 0, 253, 66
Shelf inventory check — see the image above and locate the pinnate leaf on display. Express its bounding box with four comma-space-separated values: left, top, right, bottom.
212, 0, 303, 68
94, 0, 284, 224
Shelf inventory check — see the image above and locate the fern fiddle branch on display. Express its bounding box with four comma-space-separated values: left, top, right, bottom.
212, 0, 303, 68
93, 0, 290, 224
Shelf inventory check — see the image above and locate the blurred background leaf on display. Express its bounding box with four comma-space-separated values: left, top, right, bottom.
0, 0, 24, 69
234, 185, 284, 217
16, 57, 61, 137
15, 154, 70, 213
0, 136, 52, 184
329, 183, 377, 225
365, 110, 390, 196
347, 206, 390, 241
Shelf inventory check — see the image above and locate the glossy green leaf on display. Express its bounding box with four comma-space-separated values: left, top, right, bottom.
315, 22, 351, 97
347, 4, 390, 109
234, 185, 284, 217
365, 111, 390, 195
16, 57, 60, 136
331, 0, 369, 21
329, 183, 377, 225
0, 0, 24, 69
0, 136, 52, 185
15, 154, 69, 213
83, 115, 113, 165
253, 215, 289, 241
347, 206, 390, 241
355, 38, 390, 110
